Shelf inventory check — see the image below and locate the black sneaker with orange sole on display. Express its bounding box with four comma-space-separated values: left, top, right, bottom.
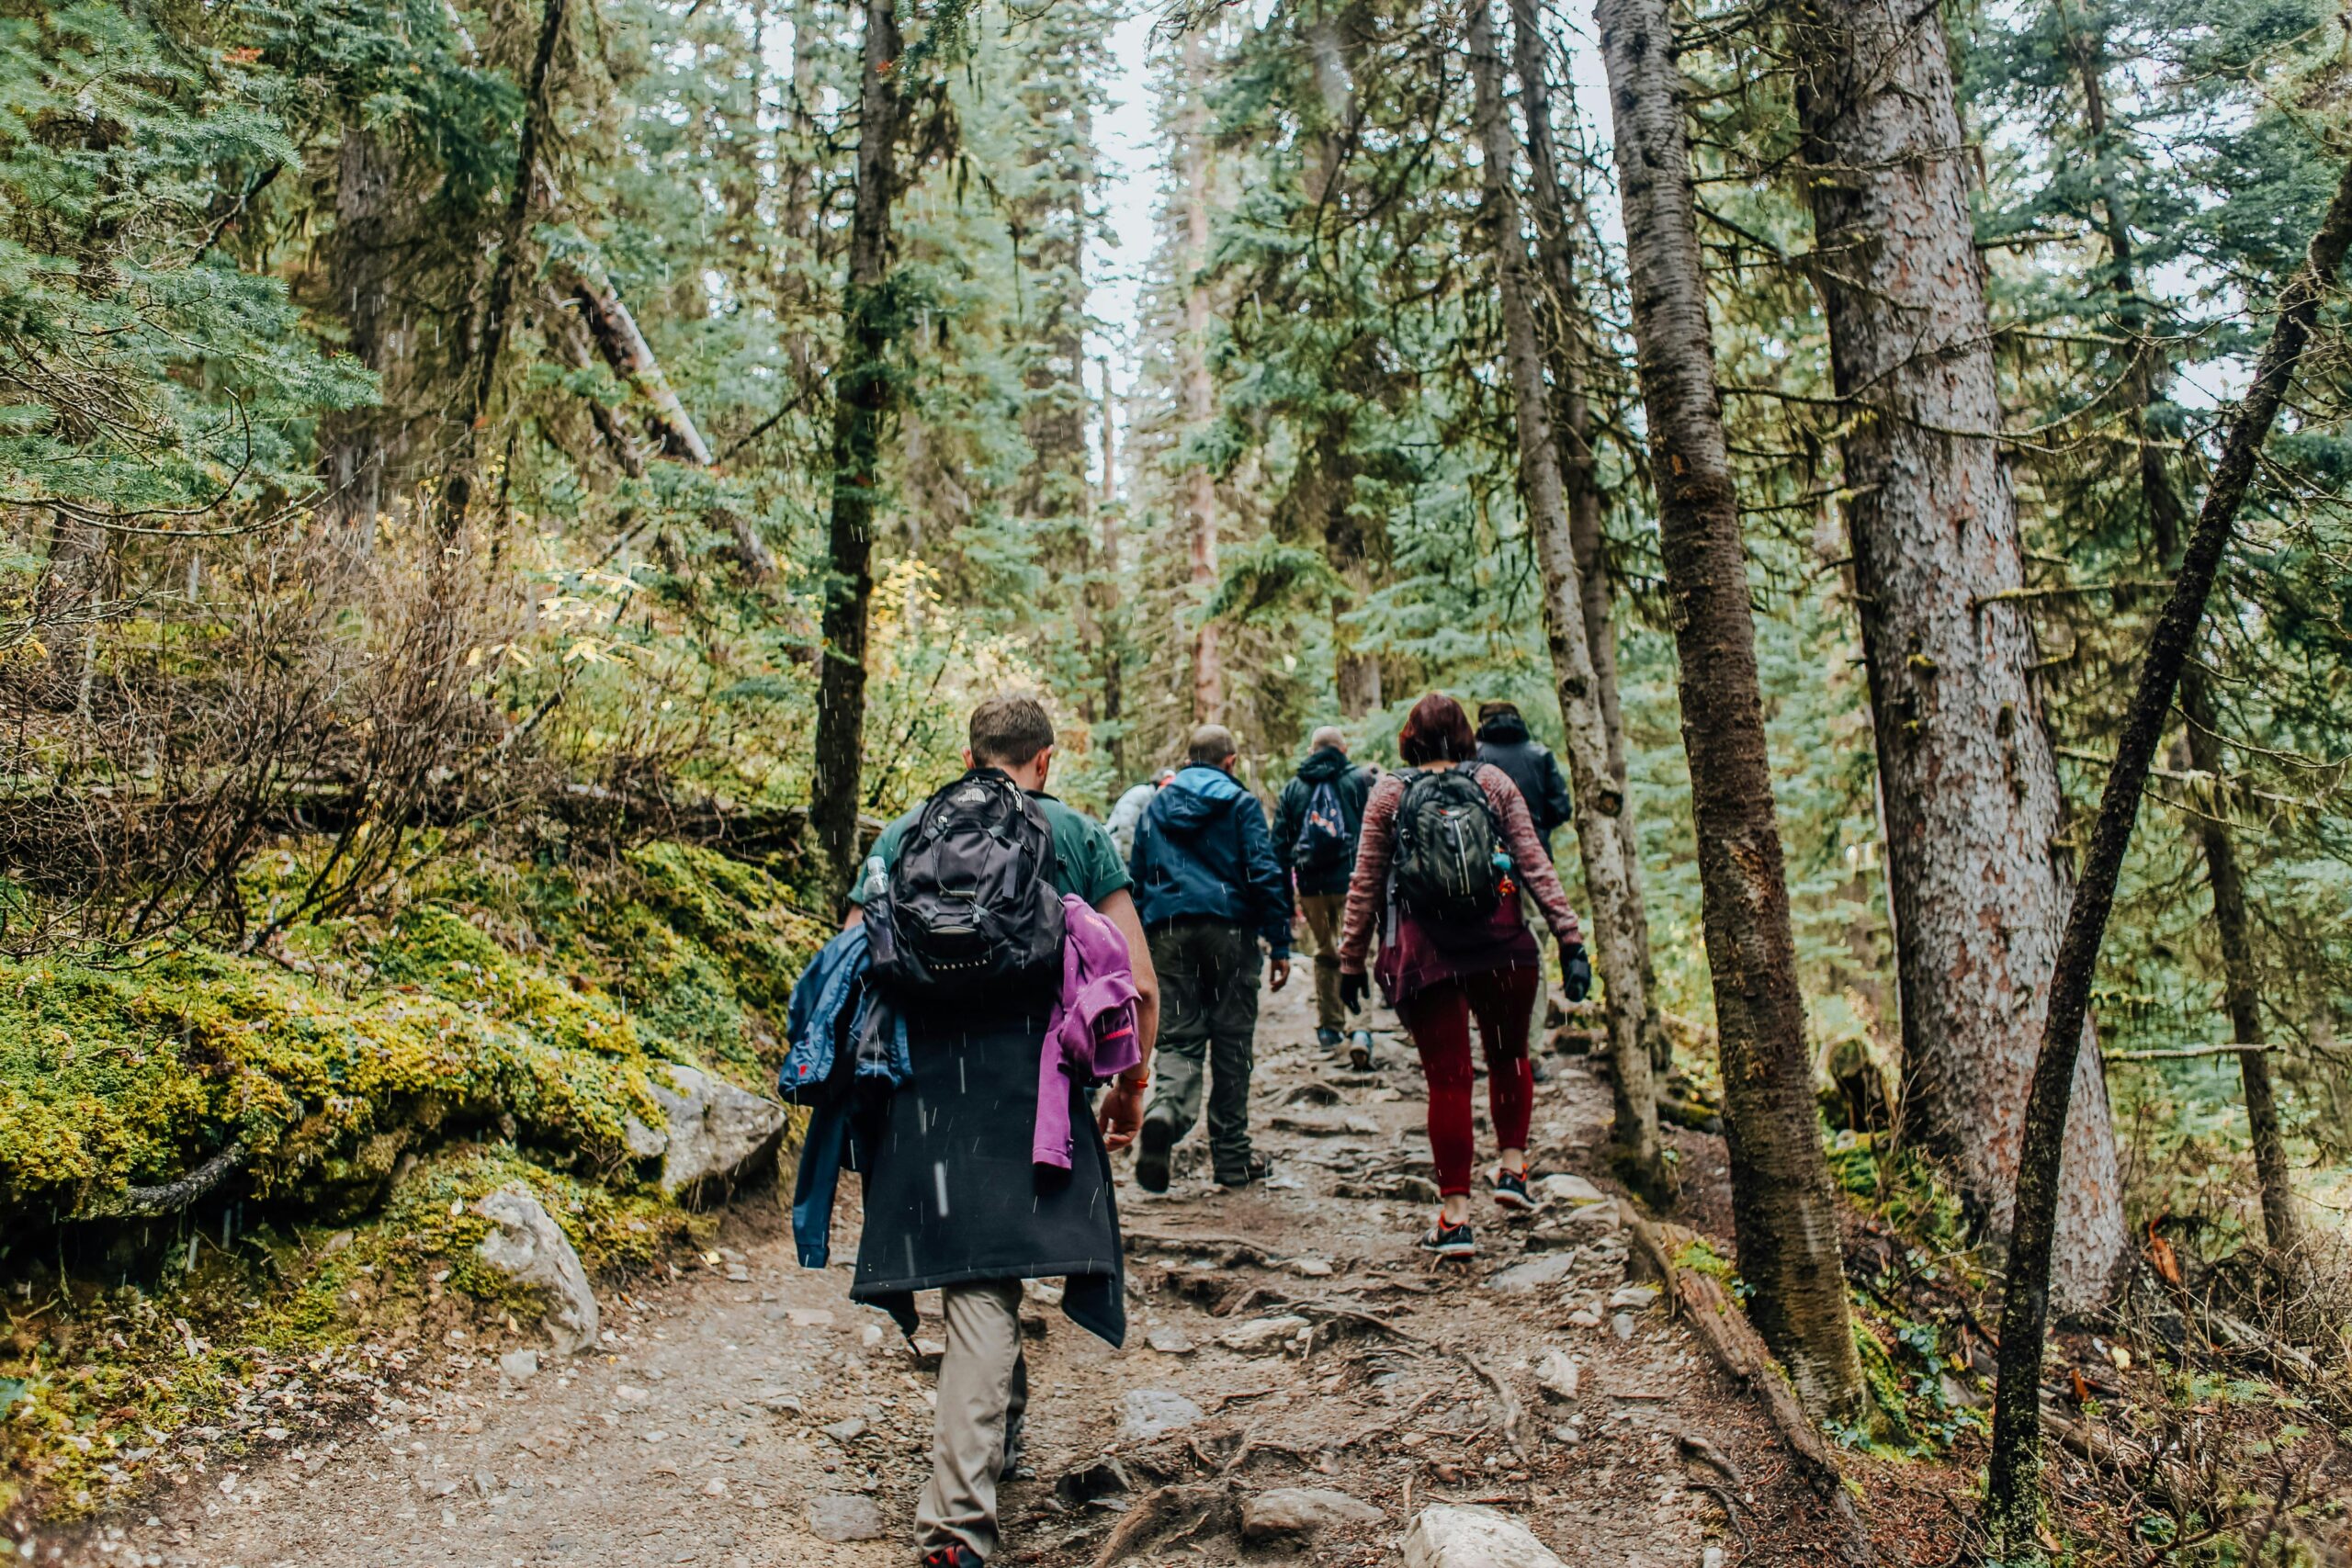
1419, 1214, 1476, 1258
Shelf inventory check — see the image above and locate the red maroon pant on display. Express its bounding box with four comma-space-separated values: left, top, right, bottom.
1396, 964, 1540, 1198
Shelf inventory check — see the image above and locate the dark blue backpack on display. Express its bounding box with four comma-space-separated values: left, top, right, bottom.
1293, 777, 1353, 872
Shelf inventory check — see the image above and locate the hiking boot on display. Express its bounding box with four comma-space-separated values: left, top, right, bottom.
1348, 1030, 1375, 1070
1419, 1214, 1476, 1258
1134, 1111, 1176, 1194
1216, 1153, 1273, 1189
1491, 1167, 1533, 1213
1317, 1026, 1343, 1051
921, 1547, 982, 1568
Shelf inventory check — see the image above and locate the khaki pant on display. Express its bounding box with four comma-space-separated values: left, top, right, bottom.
1297, 891, 1347, 1033
916, 1279, 1028, 1560
1521, 885, 1551, 1049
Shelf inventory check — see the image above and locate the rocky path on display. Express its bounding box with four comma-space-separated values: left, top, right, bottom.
56, 975, 1849, 1568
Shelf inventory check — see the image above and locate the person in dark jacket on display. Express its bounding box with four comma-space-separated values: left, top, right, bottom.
1129, 724, 1292, 1192
840, 694, 1159, 1568
1272, 727, 1376, 1062
1475, 702, 1575, 859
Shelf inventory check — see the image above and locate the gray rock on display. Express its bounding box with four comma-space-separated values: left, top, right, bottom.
1559, 1201, 1621, 1237
1486, 1254, 1577, 1294
1218, 1314, 1311, 1352
622, 1063, 789, 1200
1533, 1349, 1579, 1403
822, 1417, 866, 1443
1241, 1487, 1384, 1541
1146, 1326, 1195, 1356
1401, 1505, 1568, 1568
806, 1493, 886, 1542
1608, 1283, 1660, 1311
472, 1186, 599, 1355
1611, 1312, 1636, 1342
1535, 1174, 1604, 1206
498, 1349, 539, 1384
1117, 1388, 1204, 1444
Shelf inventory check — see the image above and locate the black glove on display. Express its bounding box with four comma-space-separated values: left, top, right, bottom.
1562, 941, 1592, 1003
1339, 969, 1369, 1014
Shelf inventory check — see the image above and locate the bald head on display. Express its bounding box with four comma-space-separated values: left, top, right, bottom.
1309, 726, 1347, 753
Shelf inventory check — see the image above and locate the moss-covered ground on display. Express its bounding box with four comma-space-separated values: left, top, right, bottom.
0, 839, 827, 1525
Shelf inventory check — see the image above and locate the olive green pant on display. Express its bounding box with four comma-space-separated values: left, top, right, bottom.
1145, 918, 1264, 1183
1297, 891, 1348, 1033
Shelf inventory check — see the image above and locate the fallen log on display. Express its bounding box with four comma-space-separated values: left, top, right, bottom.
1622, 1203, 1875, 1567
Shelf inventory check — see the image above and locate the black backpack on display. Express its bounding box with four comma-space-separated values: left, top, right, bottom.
1391, 763, 1507, 924
1293, 777, 1353, 873
866, 769, 1066, 998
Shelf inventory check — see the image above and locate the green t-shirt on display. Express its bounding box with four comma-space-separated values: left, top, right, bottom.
854, 789, 1131, 908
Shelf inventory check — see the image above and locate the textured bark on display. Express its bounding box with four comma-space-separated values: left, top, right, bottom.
1984, 150, 2352, 1558
1180, 28, 1223, 724
446, 0, 569, 533
1593, 0, 1864, 1418
812, 0, 904, 906
1468, 0, 1668, 1205
320, 129, 404, 547
1791, 0, 2126, 1311
1510, 0, 1667, 1073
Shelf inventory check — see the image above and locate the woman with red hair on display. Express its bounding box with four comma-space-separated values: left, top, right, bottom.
1336, 692, 1589, 1257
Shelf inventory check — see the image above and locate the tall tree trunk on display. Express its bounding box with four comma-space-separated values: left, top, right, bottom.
1591, 0, 1864, 1418
1180, 27, 1223, 725
1984, 150, 2352, 1561
2178, 681, 2301, 1255
1468, 0, 1669, 1205
1791, 0, 2127, 1311
321, 128, 404, 550
1509, 0, 1667, 1073
2064, 22, 2303, 1261
1097, 355, 1125, 775
446, 0, 570, 534
811, 0, 904, 905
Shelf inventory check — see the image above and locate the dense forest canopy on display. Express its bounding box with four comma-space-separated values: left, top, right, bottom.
6, 0, 2352, 1557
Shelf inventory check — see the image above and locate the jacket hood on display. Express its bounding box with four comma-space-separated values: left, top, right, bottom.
1156, 764, 1244, 833
1476, 712, 1532, 745
1295, 745, 1354, 784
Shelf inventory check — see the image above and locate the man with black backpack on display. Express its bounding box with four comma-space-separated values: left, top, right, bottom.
1272, 726, 1375, 1066
1128, 724, 1293, 1193
843, 694, 1159, 1568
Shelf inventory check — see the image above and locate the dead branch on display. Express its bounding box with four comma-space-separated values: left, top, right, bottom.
1456, 1349, 1532, 1465
1090, 1483, 1231, 1568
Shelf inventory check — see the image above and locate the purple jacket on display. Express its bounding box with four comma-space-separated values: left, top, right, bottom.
1035, 894, 1143, 1169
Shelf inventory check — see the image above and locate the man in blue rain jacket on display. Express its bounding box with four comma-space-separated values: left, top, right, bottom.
1126, 724, 1291, 1193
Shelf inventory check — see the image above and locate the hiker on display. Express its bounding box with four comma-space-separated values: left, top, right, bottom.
1105, 767, 1177, 861
1335, 692, 1591, 1258
1127, 724, 1293, 1193
1476, 699, 1578, 1070
1272, 725, 1376, 1066
795, 694, 1159, 1568
1474, 700, 1574, 859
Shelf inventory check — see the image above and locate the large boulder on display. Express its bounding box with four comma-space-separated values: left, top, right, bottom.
1401, 1506, 1568, 1568
624, 1063, 788, 1199
473, 1185, 599, 1354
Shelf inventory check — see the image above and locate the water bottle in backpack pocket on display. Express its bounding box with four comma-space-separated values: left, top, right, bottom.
867, 769, 1066, 1001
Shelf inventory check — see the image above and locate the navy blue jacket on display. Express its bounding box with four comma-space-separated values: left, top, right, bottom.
1129, 765, 1292, 956
780, 921, 909, 1269
1271, 745, 1374, 897
1476, 713, 1574, 859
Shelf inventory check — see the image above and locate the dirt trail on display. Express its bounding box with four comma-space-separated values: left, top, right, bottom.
55, 975, 1844, 1568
